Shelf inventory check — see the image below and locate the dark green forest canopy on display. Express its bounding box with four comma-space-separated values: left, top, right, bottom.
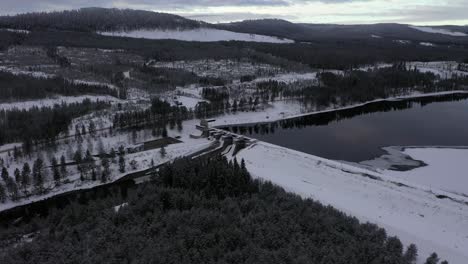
12, 30, 468, 70
0, 8, 201, 32
0, 99, 111, 147
0, 156, 421, 264
0, 71, 118, 101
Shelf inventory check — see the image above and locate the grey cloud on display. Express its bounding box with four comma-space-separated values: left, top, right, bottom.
0, 0, 289, 15
0, 0, 372, 15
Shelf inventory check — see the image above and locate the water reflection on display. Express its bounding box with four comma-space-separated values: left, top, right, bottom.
223, 94, 468, 162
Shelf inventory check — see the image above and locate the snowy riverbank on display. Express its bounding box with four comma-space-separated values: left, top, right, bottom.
232, 141, 468, 264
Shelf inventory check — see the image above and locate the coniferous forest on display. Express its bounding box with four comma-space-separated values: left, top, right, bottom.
0, 156, 426, 264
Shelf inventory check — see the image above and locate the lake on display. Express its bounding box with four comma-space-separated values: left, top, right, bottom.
222, 93, 468, 162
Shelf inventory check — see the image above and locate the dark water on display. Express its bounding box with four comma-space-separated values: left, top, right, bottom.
222, 94, 468, 162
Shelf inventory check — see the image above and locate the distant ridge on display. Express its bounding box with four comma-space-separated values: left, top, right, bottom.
0, 7, 203, 32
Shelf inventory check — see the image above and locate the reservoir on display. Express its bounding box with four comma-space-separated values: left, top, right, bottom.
222, 93, 468, 162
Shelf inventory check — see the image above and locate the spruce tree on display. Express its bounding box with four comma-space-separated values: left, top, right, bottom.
1, 167, 9, 182
14, 168, 21, 184
60, 155, 67, 176
0, 183, 6, 203
425, 253, 439, 264
51, 157, 60, 185
101, 157, 110, 183
119, 155, 126, 173
33, 158, 44, 193
404, 244, 418, 264
21, 163, 31, 192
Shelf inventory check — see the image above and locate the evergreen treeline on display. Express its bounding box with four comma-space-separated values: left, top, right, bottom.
0, 71, 118, 101
15, 30, 468, 71
137, 66, 226, 90
0, 156, 437, 264
0, 99, 111, 150
113, 98, 189, 128
255, 64, 458, 107
0, 31, 26, 50
0, 8, 200, 32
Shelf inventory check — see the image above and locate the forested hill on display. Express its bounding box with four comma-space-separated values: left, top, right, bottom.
218, 19, 468, 44
0, 7, 202, 32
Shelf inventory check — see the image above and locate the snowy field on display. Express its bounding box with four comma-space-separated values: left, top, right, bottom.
99, 28, 294, 43
386, 147, 468, 196
233, 141, 468, 264
410, 26, 468, 37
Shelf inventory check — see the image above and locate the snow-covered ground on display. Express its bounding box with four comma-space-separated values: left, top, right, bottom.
233, 141, 468, 264
406, 61, 468, 79
0, 95, 121, 111
253, 72, 316, 84
420, 42, 436, 47
0, 120, 213, 212
386, 147, 468, 196
394, 39, 412, 45
99, 28, 294, 43
410, 26, 468, 37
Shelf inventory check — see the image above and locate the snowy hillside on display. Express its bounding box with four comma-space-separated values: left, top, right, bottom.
410, 26, 468, 37
99, 28, 294, 43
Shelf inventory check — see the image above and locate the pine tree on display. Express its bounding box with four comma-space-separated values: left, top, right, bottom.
60, 155, 67, 176
97, 138, 105, 157
425, 253, 439, 264
14, 168, 21, 184
101, 157, 110, 183
91, 168, 97, 181
74, 150, 82, 163
33, 158, 44, 193
162, 127, 168, 138
1, 167, 9, 182
404, 244, 418, 264
51, 157, 60, 185
110, 148, 117, 163
118, 155, 126, 173
0, 183, 6, 203
88, 120, 96, 137
21, 163, 31, 192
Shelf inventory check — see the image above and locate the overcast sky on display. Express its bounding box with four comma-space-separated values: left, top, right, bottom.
1, 0, 467, 25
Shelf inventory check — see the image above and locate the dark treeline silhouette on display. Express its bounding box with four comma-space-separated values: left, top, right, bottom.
224, 41, 468, 70
0, 71, 118, 101
224, 93, 468, 136
0, 30, 26, 50
0, 8, 200, 32
0, 99, 111, 151
0, 155, 435, 264
255, 64, 465, 108
9, 29, 467, 70
137, 65, 226, 91
113, 98, 189, 129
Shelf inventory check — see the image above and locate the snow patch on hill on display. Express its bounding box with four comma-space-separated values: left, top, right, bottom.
99, 28, 294, 43
410, 26, 468, 37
